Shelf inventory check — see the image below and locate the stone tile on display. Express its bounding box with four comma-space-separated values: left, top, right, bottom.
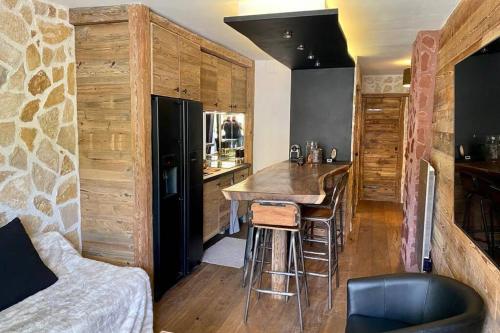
0, 11, 29, 45
20, 5, 33, 25
0, 91, 24, 120
57, 8, 68, 21
33, 0, 48, 16
18, 214, 42, 236
9, 146, 27, 170
26, 43, 41, 71
0, 175, 31, 210
60, 154, 74, 175
44, 84, 64, 107
59, 202, 79, 230
42, 47, 53, 67
36, 138, 59, 172
36, 19, 72, 45
54, 45, 65, 62
34, 195, 53, 216
57, 124, 75, 154
0, 122, 15, 147
20, 127, 37, 151
62, 98, 73, 122
67, 62, 75, 95
7, 65, 25, 91
0, 64, 8, 89
39, 107, 60, 139
52, 66, 64, 82
64, 228, 80, 249
20, 99, 40, 122
2, 0, 18, 9
32, 162, 56, 194
56, 175, 77, 204
0, 38, 22, 68
0, 171, 15, 183
28, 70, 51, 96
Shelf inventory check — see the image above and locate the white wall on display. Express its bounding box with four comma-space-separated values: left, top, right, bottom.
253, 60, 291, 172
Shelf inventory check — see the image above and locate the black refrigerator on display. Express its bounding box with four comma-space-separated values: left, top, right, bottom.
152, 95, 203, 301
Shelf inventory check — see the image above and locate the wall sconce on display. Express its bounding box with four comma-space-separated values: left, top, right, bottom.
403, 67, 411, 88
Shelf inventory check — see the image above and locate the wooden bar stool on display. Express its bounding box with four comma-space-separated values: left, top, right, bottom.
244, 200, 309, 332
301, 172, 348, 309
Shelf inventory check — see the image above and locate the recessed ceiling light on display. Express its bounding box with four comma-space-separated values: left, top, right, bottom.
282, 30, 293, 39
297, 44, 304, 51
307, 52, 315, 60
315, 59, 320, 67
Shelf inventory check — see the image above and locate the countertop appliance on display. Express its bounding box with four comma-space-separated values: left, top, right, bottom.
152, 95, 204, 301
290, 144, 301, 161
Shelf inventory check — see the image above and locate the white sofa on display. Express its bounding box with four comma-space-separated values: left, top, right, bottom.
0, 232, 153, 333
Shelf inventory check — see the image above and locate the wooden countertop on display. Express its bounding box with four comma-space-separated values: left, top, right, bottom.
203, 163, 250, 183
456, 160, 500, 175
222, 161, 351, 204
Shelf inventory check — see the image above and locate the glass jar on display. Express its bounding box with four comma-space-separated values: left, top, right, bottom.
305, 141, 318, 164
485, 135, 498, 160
311, 148, 323, 164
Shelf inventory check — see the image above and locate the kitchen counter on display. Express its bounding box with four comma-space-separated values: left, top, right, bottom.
203, 163, 251, 182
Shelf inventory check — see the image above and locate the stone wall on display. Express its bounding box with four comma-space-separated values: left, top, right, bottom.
361, 74, 408, 94
0, 0, 80, 249
401, 31, 440, 271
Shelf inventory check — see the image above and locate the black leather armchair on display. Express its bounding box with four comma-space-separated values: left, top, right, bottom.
345, 273, 485, 333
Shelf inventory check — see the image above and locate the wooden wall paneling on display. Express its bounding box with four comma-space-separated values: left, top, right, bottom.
430, 0, 500, 331
75, 21, 135, 266
150, 11, 203, 46
70, 5, 129, 26
151, 23, 180, 98
231, 64, 247, 113
216, 58, 232, 112
128, 4, 153, 277
244, 64, 255, 169
201, 52, 218, 111
179, 36, 201, 101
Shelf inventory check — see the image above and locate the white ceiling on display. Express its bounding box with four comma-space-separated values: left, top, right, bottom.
53, 0, 459, 74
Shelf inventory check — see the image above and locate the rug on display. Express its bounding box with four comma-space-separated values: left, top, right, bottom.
202, 237, 246, 268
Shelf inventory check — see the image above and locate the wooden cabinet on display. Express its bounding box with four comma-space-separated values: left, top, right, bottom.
217, 59, 232, 112
179, 37, 201, 101
152, 24, 180, 98
151, 24, 201, 101
200, 56, 247, 113
231, 64, 247, 113
202, 167, 250, 243
201, 53, 218, 111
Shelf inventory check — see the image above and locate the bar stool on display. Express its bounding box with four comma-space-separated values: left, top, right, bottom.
301, 172, 348, 310
487, 185, 500, 258
244, 200, 309, 332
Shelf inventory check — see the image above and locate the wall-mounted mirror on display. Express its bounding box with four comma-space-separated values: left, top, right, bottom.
454, 36, 500, 267
204, 112, 245, 166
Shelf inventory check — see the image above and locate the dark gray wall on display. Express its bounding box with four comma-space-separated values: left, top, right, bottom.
455, 51, 500, 155
290, 68, 354, 161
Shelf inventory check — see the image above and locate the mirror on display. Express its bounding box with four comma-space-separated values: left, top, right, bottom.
454, 36, 500, 266
204, 112, 245, 165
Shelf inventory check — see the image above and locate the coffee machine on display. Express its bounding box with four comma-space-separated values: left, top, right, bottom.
289, 144, 301, 161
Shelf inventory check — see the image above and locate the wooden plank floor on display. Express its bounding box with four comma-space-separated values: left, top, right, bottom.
154, 200, 404, 333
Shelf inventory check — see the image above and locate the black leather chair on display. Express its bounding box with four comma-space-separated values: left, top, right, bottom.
345, 273, 485, 333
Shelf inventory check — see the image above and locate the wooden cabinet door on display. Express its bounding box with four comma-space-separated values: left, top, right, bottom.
217, 58, 232, 112
151, 24, 180, 97
217, 174, 233, 231
179, 37, 201, 101
360, 96, 405, 202
201, 53, 218, 111
231, 64, 247, 113
203, 180, 220, 242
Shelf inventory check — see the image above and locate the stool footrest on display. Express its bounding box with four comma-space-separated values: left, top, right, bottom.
263, 270, 297, 277
304, 255, 329, 262
252, 288, 296, 297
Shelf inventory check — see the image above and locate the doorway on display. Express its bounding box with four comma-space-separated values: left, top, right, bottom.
358, 94, 406, 202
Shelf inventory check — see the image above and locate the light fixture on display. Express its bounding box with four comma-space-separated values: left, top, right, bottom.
315, 59, 320, 67
282, 30, 293, 39
307, 52, 315, 60
403, 67, 411, 88
297, 44, 304, 51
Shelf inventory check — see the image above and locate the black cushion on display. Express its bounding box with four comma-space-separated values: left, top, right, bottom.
346, 273, 485, 333
0, 218, 58, 312
346, 315, 411, 333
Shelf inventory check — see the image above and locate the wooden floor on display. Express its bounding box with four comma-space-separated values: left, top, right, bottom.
154, 201, 404, 333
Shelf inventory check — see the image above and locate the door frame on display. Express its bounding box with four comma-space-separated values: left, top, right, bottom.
355, 93, 408, 203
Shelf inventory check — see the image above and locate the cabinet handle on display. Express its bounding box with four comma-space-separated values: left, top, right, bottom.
174, 87, 180, 92
233, 104, 237, 108
214, 102, 218, 107
182, 89, 188, 94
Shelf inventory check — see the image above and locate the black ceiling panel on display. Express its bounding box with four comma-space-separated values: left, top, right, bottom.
224, 9, 354, 70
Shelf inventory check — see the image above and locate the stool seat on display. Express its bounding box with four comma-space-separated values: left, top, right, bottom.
302, 206, 333, 219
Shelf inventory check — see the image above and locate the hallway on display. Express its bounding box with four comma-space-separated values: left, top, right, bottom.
154, 201, 404, 333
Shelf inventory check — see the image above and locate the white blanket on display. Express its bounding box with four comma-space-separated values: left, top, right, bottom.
0, 232, 153, 333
